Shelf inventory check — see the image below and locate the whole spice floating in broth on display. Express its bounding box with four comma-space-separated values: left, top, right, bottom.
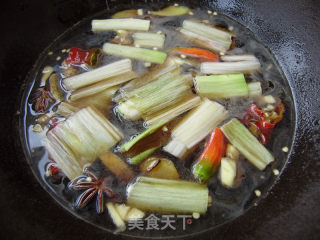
69, 168, 121, 214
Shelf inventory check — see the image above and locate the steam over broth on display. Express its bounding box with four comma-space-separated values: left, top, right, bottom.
22, 5, 294, 235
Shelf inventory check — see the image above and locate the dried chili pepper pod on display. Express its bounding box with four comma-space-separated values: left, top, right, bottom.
65, 48, 103, 67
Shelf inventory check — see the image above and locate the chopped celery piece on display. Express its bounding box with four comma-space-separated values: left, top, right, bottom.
248, 82, 262, 97
182, 20, 232, 50
63, 59, 132, 90
103, 43, 167, 64
163, 138, 188, 159
201, 60, 261, 74
180, 29, 228, 53
92, 18, 150, 32
117, 71, 193, 121
43, 107, 123, 180
150, 6, 189, 16
120, 68, 181, 100
129, 147, 159, 165
133, 32, 165, 48
183, 20, 232, 41
118, 58, 179, 96
70, 71, 137, 101
195, 74, 249, 99
127, 177, 209, 214
164, 99, 227, 158
43, 133, 81, 180
145, 96, 201, 126
71, 86, 119, 114
221, 118, 274, 170
221, 54, 258, 62
120, 121, 168, 152
219, 157, 237, 188
117, 101, 142, 120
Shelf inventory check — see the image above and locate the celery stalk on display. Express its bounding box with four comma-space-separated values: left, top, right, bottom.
221, 118, 274, 170
129, 147, 159, 165
70, 71, 137, 101
182, 20, 232, 51
145, 96, 201, 126
120, 121, 168, 152
118, 57, 179, 96
117, 71, 193, 121
117, 101, 142, 120
63, 59, 132, 90
221, 54, 258, 62
92, 18, 150, 32
103, 43, 167, 64
43, 107, 123, 180
195, 74, 249, 99
183, 20, 232, 42
43, 134, 81, 180
164, 99, 227, 159
71, 86, 119, 113
180, 29, 229, 53
127, 177, 209, 214
248, 82, 262, 97
133, 32, 165, 48
201, 60, 261, 74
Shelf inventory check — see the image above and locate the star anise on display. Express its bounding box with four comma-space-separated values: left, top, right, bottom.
69, 168, 121, 214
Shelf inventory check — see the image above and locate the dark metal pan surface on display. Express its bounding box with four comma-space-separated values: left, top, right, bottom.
0, 0, 319, 239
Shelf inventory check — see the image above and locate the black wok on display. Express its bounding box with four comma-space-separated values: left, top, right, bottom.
0, 0, 319, 239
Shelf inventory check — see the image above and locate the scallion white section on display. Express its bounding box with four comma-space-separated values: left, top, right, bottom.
201, 60, 261, 74
164, 99, 227, 158
103, 43, 167, 64
133, 32, 165, 48
63, 59, 132, 90
92, 18, 150, 32
43, 107, 123, 180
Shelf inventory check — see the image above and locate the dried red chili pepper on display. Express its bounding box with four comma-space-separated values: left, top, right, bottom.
242, 102, 284, 144
32, 81, 56, 113
65, 48, 102, 67
46, 161, 61, 179
169, 47, 219, 62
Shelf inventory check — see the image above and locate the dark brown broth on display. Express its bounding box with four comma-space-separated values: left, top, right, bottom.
21, 6, 295, 237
